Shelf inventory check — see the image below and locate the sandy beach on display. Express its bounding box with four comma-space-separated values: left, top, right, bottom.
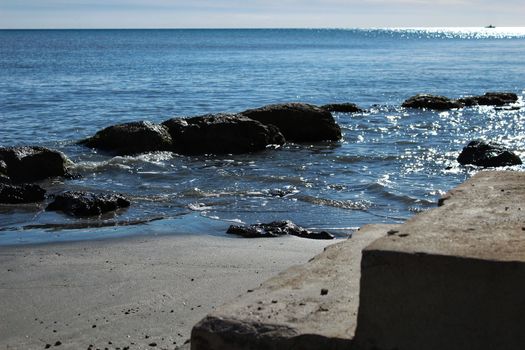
0, 233, 336, 350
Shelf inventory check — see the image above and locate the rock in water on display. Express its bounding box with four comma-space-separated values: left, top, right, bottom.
457, 140, 522, 167
402, 94, 463, 110
241, 103, 342, 142
80, 121, 173, 156
0, 146, 69, 183
457, 92, 519, 107
46, 191, 130, 217
162, 114, 285, 155
0, 160, 9, 183
321, 103, 363, 113
227, 220, 334, 240
0, 183, 46, 204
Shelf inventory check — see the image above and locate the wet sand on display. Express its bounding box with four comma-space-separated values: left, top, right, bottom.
0, 233, 335, 349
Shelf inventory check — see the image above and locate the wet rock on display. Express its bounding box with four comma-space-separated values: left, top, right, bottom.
457, 92, 518, 107
46, 191, 130, 217
0, 183, 46, 204
321, 103, 363, 113
241, 103, 342, 142
457, 140, 522, 167
267, 187, 297, 197
227, 220, 334, 240
162, 114, 285, 155
80, 121, 173, 156
0, 161, 9, 183
0, 146, 69, 183
402, 94, 463, 110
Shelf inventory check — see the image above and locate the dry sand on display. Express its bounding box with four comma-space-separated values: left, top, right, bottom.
0, 233, 336, 350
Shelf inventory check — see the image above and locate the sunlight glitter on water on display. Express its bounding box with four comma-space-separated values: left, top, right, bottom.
384, 27, 525, 39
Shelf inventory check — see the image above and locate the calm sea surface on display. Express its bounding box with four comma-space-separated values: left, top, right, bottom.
1, 28, 524, 245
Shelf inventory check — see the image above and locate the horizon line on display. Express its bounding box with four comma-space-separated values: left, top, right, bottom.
0, 26, 520, 31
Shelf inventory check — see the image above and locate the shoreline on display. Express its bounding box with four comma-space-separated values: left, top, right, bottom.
0, 232, 336, 349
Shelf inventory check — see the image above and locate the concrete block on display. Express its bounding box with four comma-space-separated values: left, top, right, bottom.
354, 171, 525, 350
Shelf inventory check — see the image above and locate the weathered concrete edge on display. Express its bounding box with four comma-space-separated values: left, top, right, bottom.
191, 224, 397, 350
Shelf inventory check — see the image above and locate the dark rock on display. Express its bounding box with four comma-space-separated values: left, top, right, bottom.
0, 160, 9, 183
457, 140, 522, 167
227, 220, 334, 240
457, 92, 518, 107
267, 187, 297, 197
456, 96, 479, 107
162, 114, 285, 155
80, 121, 173, 156
46, 191, 130, 217
0, 183, 46, 204
0, 146, 69, 183
321, 103, 363, 113
402, 94, 463, 110
240, 103, 342, 142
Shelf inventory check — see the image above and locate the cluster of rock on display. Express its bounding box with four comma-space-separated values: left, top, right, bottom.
0, 102, 350, 224
0, 146, 130, 217
1, 97, 523, 225
227, 220, 334, 240
402, 92, 518, 110
80, 103, 344, 156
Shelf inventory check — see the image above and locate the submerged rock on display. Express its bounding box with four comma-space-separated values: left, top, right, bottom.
162, 114, 285, 155
80, 121, 173, 156
402, 94, 463, 110
457, 140, 522, 167
0, 183, 46, 204
457, 92, 518, 107
46, 191, 130, 217
321, 103, 363, 113
0, 146, 69, 183
241, 103, 342, 142
227, 220, 334, 240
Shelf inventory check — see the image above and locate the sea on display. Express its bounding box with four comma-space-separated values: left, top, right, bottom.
1, 28, 524, 245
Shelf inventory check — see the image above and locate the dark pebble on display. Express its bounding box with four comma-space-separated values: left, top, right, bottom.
148, 342, 157, 347
45, 344, 51, 349
321, 288, 329, 295
92, 324, 97, 328
54, 341, 62, 346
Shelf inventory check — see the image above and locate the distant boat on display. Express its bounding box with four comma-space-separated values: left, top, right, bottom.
485, 25, 496, 28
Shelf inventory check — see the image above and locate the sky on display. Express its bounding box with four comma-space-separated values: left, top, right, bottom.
0, 0, 523, 29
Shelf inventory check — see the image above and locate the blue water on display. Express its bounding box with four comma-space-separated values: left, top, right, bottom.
1, 28, 524, 245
